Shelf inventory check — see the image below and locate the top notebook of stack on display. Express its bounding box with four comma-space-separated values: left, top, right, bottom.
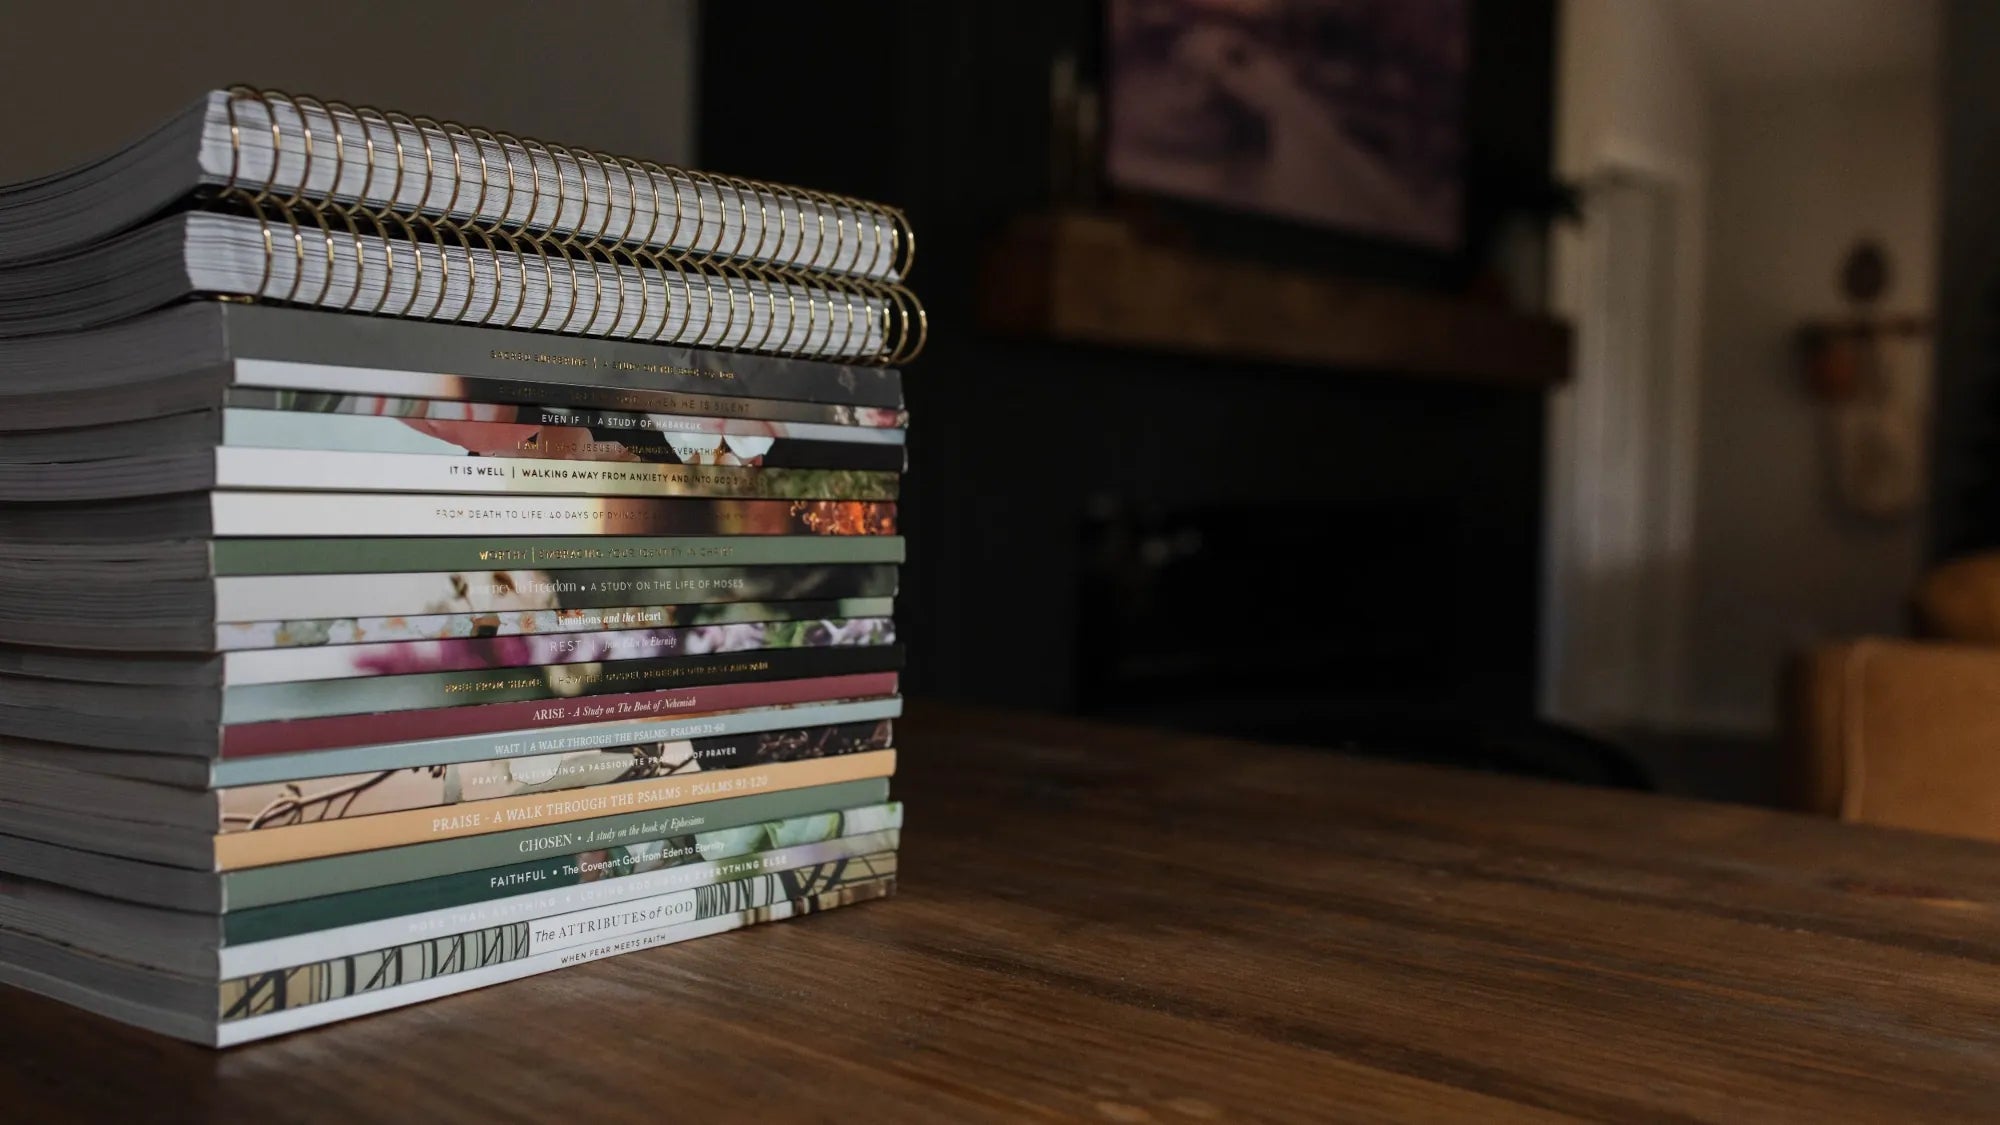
0, 88, 912, 278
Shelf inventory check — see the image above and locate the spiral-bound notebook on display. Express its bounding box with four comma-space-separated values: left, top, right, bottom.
0, 210, 919, 359
0, 89, 912, 280
0, 88, 924, 362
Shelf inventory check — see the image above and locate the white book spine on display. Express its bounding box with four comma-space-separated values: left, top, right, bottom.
214, 878, 891, 1047
207, 490, 882, 538
210, 447, 892, 499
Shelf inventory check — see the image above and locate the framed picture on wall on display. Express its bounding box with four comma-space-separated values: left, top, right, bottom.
1104, 0, 1471, 252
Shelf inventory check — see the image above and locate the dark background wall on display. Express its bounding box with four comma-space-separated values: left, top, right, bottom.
1930, 0, 2000, 558
702, 2, 1557, 726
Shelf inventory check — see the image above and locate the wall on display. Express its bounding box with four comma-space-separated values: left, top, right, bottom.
0, 0, 696, 184
1555, 0, 1710, 178
1685, 74, 1938, 731
1543, 0, 1710, 729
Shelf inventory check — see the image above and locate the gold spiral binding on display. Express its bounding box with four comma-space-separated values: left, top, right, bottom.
343, 103, 401, 319
701, 255, 745, 353
889, 205, 916, 282
820, 191, 864, 278
251, 88, 316, 309
634, 159, 704, 346
826, 193, 866, 279
551, 139, 616, 338
660, 163, 707, 263
519, 228, 559, 334
214, 87, 913, 284
764, 209, 818, 361
381, 110, 436, 215
457, 125, 515, 327
747, 260, 789, 356
410, 115, 476, 324
629, 243, 676, 345
760, 181, 807, 277
206, 85, 923, 359
811, 269, 861, 361
673, 167, 722, 269
860, 275, 906, 364
371, 109, 449, 322
732, 175, 779, 265
567, 147, 622, 336
839, 274, 885, 363
784, 184, 834, 276
519, 137, 587, 336
608, 157, 662, 342
485, 130, 546, 331
488, 224, 532, 332
723, 176, 784, 354
218, 87, 279, 304
670, 245, 715, 349
715, 174, 753, 265
284, 95, 347, 311
883, 281, 927, 365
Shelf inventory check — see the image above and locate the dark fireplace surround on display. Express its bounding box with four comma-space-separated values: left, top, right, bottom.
893, 345, 1551, 740
699, 0, 1596, 779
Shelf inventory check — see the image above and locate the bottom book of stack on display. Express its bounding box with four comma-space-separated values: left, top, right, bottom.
0, 708, 901, 1046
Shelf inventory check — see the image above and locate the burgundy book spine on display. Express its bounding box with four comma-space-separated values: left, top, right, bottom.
217, 673, 900, 759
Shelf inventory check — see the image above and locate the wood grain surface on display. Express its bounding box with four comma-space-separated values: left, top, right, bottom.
5, 702, 2000, 1122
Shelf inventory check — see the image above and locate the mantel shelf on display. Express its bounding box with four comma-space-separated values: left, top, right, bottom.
979, 212, 1572, 389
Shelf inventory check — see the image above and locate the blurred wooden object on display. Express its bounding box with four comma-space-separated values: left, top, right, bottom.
980, 212, 1572, 388
1789, 553, 2000, 839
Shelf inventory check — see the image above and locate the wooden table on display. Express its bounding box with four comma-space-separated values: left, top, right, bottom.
6, 704, 2000, 1122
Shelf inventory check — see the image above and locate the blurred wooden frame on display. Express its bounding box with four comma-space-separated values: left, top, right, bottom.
1789, 638, 2000, 842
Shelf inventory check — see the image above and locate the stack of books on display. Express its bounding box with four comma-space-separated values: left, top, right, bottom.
0, 89, 918, 1046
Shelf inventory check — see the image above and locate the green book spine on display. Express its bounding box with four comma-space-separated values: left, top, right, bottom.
210, 534, 906, 575
223, 802, 901, 944
216, 777, 890, 909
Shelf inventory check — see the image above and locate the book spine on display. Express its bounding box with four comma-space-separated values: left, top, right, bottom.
216, 719, 895, 832
230, 357, 907, 424
209, 533, 905, 576
219, 853, 896, 1018
211, 697, 903, 786
208, 749, 896, 869
223, 800, 903, 944
208, 490, 896, 538
217, 596, 897, 652
218, 408, 907, 472
219, 832, 897, 976
214, 563, 899, 622
215, 879, 893, 1045
222, 393, 908, 444
219, 644, 905, 725
220, 777, 891, 907
221, 616, 894, 686
223, 306, 907, 408
218, 671, 899, 758
209, 448, 900, 501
